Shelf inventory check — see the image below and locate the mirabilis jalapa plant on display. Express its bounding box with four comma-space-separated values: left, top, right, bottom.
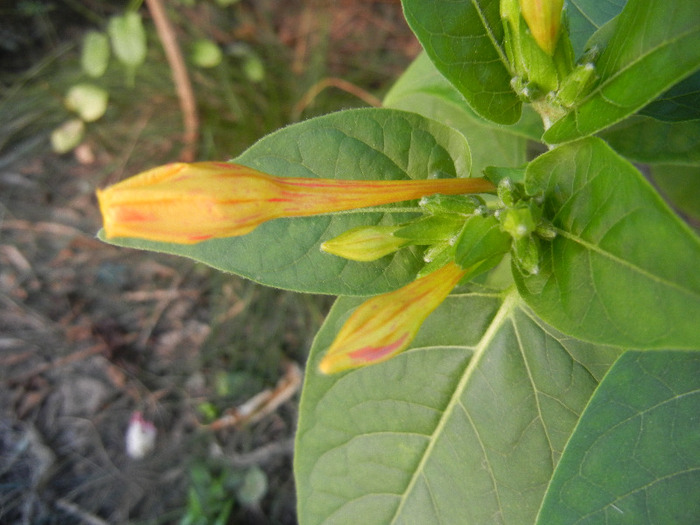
98, 0, 700, 522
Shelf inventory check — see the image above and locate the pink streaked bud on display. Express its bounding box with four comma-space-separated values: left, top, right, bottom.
318, 262, 467, 374
97, 162, 495, 244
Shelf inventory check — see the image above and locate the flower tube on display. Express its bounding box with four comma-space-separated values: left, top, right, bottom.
318, 262, 467, 374
97, 162, 495, 244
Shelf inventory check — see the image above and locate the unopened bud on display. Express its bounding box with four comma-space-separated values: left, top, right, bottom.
394, 215, 465, 245
321, 225, 406, 262
535, 220, 557, 240
518, 0, 564, 56
501, 207, 537, 239
513, 235, 541, 274
557, 62, 598, 107
497, 178, 525, 207
419, 194, 484, 216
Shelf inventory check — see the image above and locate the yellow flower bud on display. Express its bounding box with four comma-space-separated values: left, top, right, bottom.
321, 225, 407, 262
318, 262, 467, 374
518, 0, 564, 56
97, 162, 495, 244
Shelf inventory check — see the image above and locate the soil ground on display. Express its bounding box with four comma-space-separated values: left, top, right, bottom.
0, 2, 418, 523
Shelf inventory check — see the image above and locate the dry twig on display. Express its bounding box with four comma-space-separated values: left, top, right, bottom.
207, 361, 303, 430
145, 0, 199, 162
293, 77, 382, 119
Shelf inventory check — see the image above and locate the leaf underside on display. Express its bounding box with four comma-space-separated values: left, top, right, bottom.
537, 350, 700, 523
295, 289, 623, 524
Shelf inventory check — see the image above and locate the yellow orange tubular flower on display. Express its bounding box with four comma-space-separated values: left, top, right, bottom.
97, 162, 495, 244
318, 262, 467, 374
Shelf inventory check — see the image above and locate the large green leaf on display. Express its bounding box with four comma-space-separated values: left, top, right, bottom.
383, 52, 542, 177
401, 0, 521, 125
599, 116, 700, 166
545, 0, 700, 143
515, 137, 700, 349
565, 0, 626, 57
649, 164, 700, 227
537, 350, 700, 523
640, 70, 700, 122
295, 289, 622, 524
100, 108, 473, 295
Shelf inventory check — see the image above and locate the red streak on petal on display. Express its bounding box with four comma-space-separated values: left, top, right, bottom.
187, 234, 213, 241
116, 208, 152, 222
347, 333, 409, 364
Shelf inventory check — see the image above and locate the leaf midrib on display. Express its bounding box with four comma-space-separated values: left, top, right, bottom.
390, 288, 521, 523
581, 20, 700, 109
555, 227, 700, 299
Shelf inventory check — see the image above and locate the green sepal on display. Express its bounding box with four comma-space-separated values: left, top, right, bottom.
513, 235, 541, 274
556, 62, 599, 107
419, 193, 485, 216
484, 165, 527, 186
417, 242, 455, 278
497, 178, 523, 208
455, 214, 512, 270
394, 215, 466, 245
500, 204, 540, 240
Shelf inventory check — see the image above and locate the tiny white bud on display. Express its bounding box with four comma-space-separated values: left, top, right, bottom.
125, 411, 156, 460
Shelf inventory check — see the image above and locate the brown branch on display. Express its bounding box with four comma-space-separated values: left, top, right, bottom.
145, 0, 199, 162
293, 77, 382, 120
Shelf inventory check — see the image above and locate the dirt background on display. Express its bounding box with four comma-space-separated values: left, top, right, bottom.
0, 1, 419, 523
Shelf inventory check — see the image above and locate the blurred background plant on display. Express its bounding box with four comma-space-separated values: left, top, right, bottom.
0, 0, 419, 522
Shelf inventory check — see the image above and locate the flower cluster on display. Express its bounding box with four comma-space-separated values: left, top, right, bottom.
97, 162, 496, 372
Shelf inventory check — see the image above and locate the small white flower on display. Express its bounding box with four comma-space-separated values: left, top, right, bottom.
125, 411, 156, 459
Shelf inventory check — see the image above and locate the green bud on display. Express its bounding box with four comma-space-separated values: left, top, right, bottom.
513, 235, 541, 275
419, 194, 484, 216
535, 220, 557, 240
394, 215, 465, 245
501, 206, 537, 240
321, 225, 406, 262
497, 178, 525, 207
557, 62, 598, 107
417, 243, 455, 278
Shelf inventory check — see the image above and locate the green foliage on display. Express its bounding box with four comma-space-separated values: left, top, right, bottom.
401, 0, 521, 124
537, 350, 700, 523
516, 137, 700, 348
96, 0, 700, 523
544, 0, 700, 142
295, 290, 622, 523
